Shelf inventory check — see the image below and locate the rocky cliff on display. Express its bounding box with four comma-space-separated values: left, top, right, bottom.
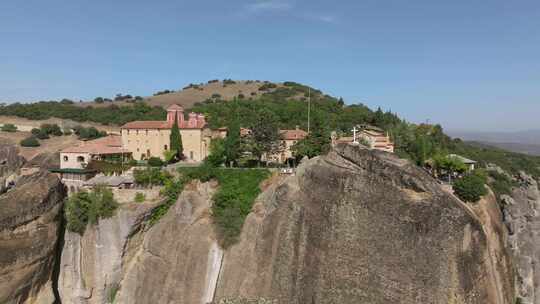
0, 170, 66, 304
0, 143, 25, 194
503, 172, 540, 303
55, 144, 515, 304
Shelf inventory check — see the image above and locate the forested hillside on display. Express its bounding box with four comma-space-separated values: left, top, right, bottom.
2, 80, 539, 178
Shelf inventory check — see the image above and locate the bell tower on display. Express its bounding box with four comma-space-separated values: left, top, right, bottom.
166, 104, 184, 126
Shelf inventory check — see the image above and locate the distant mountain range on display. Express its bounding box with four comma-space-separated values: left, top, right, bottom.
449, 129, 540, 156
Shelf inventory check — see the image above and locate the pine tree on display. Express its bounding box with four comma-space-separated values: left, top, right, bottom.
170, 112, 183, 159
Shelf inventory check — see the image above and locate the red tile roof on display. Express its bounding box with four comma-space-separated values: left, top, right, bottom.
61, 135, 130, 155
121, 120, 206, 129
280, 129, 308, 140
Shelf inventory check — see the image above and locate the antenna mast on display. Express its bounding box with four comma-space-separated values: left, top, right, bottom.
307, 87, 311, 134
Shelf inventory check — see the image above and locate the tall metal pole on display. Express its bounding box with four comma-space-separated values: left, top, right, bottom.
307, 88, 311, 134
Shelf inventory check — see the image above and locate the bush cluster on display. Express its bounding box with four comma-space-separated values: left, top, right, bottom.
64, 186, 119, 234
179, 166, 270, 247
1, 123, 17, 132
453, 173, 488, 203
20, 136, 40, 147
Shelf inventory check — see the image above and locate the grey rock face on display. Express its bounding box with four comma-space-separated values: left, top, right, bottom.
0, 143, 25, 194
0, 171, 66, 304
53, 144, 515, 304
58, 199, 159, 304
503, 172, 540, 304
214, 144, 514, 304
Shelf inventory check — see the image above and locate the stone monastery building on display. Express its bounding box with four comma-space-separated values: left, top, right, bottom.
120, 104, 221, 162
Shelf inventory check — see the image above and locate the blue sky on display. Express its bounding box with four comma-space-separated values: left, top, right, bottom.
0, 0, 539, 132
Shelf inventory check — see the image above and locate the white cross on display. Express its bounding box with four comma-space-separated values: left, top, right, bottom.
352, 126, 358, 144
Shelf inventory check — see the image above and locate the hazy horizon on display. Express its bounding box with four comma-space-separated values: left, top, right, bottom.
1, 0, 539, 132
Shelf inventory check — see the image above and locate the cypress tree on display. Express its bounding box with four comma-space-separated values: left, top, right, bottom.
170, 112, 183, 159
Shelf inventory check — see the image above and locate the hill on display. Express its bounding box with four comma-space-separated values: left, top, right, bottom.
77, 80, 295, 109
466, 141, 540, 156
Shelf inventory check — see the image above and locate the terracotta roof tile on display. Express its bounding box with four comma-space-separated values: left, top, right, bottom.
61, 135, 130, 155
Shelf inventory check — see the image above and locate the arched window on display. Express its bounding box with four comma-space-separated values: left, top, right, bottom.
63, 156, 68, 161
77, 156, 85, 162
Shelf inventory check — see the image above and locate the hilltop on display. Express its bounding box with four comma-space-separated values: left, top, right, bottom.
76, 80, 307, 109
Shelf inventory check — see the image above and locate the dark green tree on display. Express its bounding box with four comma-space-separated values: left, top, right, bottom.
250, 109, 281, 162
292, 112, 330, 159
224, 118, 241, 166
170, 112, 183, 159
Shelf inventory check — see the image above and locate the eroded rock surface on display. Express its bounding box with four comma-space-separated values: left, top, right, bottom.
58, 199, 160, 304
0, 143, 25, 193
503, 172, 540, 303
53, 144, 515, 304
214, 144, 513, 304
0, 171, 66, 304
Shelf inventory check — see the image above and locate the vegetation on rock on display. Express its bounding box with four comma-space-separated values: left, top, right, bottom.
453, 173, 488, 203
64, 186, 119, 234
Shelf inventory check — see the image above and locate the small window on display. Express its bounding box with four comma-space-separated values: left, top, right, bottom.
63, 156, 68, 161
190, 151, 194, 159
164, 145, 168, 150
77, 156, 85, 162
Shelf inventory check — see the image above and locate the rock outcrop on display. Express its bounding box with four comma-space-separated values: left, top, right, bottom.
54, 144, 516, 303
0, 170, 66, 304
0, 143, 25, 193
58, 199, 160, 304
503, 172, 540, 303
214, 144, 513, 304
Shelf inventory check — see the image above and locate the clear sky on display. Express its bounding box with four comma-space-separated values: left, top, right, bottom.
1, 0, 539, 132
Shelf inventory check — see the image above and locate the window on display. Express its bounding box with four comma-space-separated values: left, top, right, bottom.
136, 130, 139, 135
190, 151, 194, 160
164, 145, 168, 150
77, 156, 85, 162
127, 130, 130, 135
145, 129, 148, 136
63, 156, 68, 161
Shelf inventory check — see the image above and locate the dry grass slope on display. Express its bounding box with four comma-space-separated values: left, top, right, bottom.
77, 80, 285, 109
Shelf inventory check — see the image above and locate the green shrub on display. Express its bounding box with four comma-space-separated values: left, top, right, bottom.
64, 186, 119, 234
31, 128, 41, 135
134, 168, 171, 186
20, 136, 40, 147
1, 123, 17, 132
453, 174, 488, 203
148, 177, 185, 225
488, 171, 516, 202
135, 192, 146, 203
179, 167, 270, 247
36, 129, 50, 139
147, 157, 164, 167
40, 123, 63, 136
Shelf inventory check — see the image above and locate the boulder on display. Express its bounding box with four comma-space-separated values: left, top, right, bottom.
0, 171, 66, 304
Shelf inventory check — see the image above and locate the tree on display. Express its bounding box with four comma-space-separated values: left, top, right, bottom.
224, 119, 241, 166
170, 112, 183, 160
206, 138, 226, 167
250, 109, 281, 162
64, 186, 119, 234
94, 97, 104, 104
20, 136, 40, 147
292, 112, 330, 159
1, 123, 17, 132
453, 174, 488, 203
